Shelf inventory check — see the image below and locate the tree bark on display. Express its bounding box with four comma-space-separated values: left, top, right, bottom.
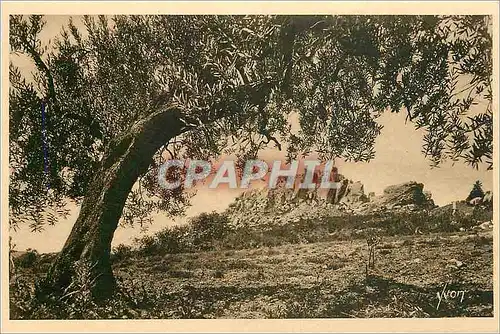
45, 106, 187, 300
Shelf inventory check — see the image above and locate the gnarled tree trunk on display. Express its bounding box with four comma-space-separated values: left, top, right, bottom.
46, 106, 186, 299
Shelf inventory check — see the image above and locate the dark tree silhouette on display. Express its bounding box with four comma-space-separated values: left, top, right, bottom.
9, 15, 493, 298
466, 180, 485, 202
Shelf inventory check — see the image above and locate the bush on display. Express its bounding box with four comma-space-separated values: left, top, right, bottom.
134, 212, 231, 254
111, 244, 134, 263
14, 249, 39, 268
131, 205, 493, 257
189, 212, 231, 251
156, 225, 192, 253
135, 235, 158, 256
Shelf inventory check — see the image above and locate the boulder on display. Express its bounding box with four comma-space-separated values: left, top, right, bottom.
472, 220, 493, 231
381, 182, 427, 206
447, 259, 465, 269
339, 181, 368, 205
360, 181, 434, 213
483, 191, 493, 207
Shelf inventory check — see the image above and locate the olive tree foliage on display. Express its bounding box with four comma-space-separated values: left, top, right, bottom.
9, 15, 493, 232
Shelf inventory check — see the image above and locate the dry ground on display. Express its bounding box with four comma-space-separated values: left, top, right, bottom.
111, 229, 493, 318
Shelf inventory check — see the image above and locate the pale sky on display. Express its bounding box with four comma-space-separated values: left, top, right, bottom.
9, 16, 493, 253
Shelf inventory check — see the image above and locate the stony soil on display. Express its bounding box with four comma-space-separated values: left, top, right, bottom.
111, 229, 493, 318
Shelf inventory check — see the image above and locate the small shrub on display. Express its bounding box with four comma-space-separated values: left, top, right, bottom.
264, 257, 285, 264
263, 301, 288, 318
111, 244, 133, 263
155, 225, 192, 253
469, 235, 492, 246
148, 261, 170, 273
219, 228, 256, 250
15, 249, 39, 268
168, 270, 194, 278
190, 212, 231, 250
134, 235, 158, 256
245, 268, 265, 281
223, 250, 236, 256
224, 259, 258, 270
326, 258, 346, 270
401, 239, 414, 246
305, 255, 329, 265
213, 270, 224, 278
417, 237, 441, 247
378, 243, 396, 250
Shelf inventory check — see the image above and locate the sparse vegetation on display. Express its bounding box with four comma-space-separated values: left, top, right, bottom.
128, 208, 492, 256
10, 205, 493, 319
111, 244, 134, 263
13, 249, 39, 269
10, 228, 493, 319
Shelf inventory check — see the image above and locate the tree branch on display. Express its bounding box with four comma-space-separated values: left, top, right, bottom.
260, 133, 282, 151
17, 27, 104, 140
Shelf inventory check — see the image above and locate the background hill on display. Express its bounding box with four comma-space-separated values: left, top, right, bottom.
10, 178, 493, 319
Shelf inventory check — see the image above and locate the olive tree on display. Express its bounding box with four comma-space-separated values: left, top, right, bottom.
9, 15, 492, 298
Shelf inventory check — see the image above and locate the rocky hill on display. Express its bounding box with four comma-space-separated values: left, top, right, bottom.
225, 177, 436, 228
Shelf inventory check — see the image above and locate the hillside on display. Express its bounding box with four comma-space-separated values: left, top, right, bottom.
10, 230, 493, 319
9, 179, 494, 319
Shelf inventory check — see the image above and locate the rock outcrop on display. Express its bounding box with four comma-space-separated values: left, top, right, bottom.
225, 186, 340, 228
225, 179, 436, 228
355, 181, 435, 214
338, 181, 368, 205
482, 191, 493, 207
381, 182, 429, 207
